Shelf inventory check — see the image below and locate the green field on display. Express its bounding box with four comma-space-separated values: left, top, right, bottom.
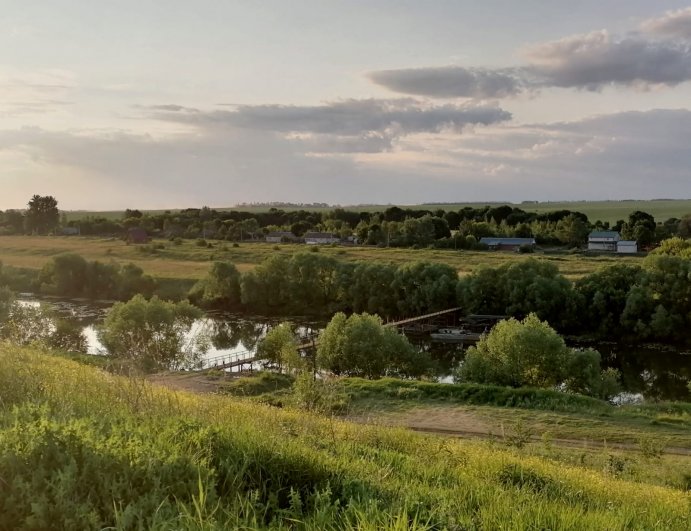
0, 235, 644, 282
2, 345, 689, 529
62, 199, 691, 224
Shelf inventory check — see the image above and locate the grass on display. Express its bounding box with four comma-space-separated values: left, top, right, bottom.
61, 199, 691, 224
1, 344, 690, 529
0, 235, 644, 284
339, 378, 691, 449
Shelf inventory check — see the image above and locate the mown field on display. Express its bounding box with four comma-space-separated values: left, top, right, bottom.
0, 235, 644, 283
1, 345, 690, 530
62, 199, 691, 224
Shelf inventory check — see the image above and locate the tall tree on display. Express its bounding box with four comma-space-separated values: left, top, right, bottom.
25, 195, 59, 234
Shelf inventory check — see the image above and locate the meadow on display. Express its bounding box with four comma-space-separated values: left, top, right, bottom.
61, 199, 691, 224
1, 344, 690, 530
0, 235, 643, 284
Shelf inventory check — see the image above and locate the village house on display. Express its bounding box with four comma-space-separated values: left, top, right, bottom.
587, 230, 620, 251
616, 240, 638, 253
587, 231, 638, 253
303, 232, 339, 245
479, 237, 536, 252
265, 231, 297, 243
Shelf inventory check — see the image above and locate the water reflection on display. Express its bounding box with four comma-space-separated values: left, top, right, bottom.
15, 296, 691, 401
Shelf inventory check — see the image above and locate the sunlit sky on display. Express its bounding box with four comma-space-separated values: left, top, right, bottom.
2, 1, 691, 209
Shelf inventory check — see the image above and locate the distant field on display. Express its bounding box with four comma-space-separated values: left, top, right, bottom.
62, 199, 691, 224
0, 235, 644, 282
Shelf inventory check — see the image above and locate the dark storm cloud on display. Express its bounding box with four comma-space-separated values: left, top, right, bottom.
367, 66, 524, 98
641, 7, 691, 40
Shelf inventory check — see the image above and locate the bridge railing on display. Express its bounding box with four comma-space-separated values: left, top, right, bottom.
196, 349, 256, 370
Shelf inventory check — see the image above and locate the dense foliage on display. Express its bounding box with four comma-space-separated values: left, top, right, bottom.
38, 253, 155, 300
317, 313, 432, 378
2, 347, 688, 529
456, 314, 620, 399
98, 295, 206, 372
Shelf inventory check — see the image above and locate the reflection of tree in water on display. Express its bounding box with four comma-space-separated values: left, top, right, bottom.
599, 345, 690, 401
206, 318, 270, 352
407, 337, 466, 376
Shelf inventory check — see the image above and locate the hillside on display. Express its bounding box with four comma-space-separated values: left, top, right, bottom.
1, 345, 689, 530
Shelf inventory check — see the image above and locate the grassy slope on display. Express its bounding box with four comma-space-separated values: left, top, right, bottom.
1, 345, 690, 530
0, 235, 643, 283
61, 199, 691, 224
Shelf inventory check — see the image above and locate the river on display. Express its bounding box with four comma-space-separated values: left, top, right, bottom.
17, 296, 691, 402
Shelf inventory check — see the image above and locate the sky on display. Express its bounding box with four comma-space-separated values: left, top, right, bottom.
2, 0, 691, 210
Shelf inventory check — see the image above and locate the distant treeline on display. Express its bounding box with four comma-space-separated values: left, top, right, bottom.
3, 204, 689, 247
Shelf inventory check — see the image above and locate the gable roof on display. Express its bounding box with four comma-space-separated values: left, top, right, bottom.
589, 231, 620, 239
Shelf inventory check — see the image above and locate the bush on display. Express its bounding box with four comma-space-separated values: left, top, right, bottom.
317, 312, 433, 379
457, 314, 570, 388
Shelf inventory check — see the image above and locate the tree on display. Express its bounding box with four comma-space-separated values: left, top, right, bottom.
650, 237, 691, 258
38, 253, 88, 296
98, 295, 206, 372
25, 195, 59, 234
189, 261, 241, 308
317, 312, 431, 378
256, 322, 302, 373
457, 314, 620, 398
621, 210, 656, 247
555, 214, 589, 247
574, 264, 643, 337
457, 314, 571, 388
457, 259, 576, 330
392, 261, 458, 315
678, 214, 691, 239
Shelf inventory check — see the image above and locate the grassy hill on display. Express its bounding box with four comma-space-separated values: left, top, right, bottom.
1, 345, 689, 530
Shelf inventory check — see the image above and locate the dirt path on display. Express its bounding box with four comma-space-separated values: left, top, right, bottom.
148, 371, 230, 394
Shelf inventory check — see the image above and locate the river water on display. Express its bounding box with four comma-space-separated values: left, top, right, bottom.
18, 296, 691, 402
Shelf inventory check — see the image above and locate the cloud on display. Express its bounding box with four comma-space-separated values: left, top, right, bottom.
523, 30, 691, 89
369, 13, 691, 98
367, 67, 524, 98
641, 7, 691, 40
2, 108, 690, 209
147, 98, 512, 153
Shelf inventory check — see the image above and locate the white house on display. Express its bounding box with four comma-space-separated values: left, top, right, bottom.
616, 240, 638, 254
303, 232, 339, 245
588, 231, 620, 252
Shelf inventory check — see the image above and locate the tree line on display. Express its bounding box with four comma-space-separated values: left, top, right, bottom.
3, 195, 690, 249
7, 243, 690, 346
192, 248, 691, 345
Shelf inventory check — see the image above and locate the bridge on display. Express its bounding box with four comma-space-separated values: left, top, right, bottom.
195, 306, 465, 371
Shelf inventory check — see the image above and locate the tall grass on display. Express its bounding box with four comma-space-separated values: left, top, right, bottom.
1, 344, 689, 529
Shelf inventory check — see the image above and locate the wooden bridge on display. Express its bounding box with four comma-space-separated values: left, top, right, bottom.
196, 306, 465, 371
